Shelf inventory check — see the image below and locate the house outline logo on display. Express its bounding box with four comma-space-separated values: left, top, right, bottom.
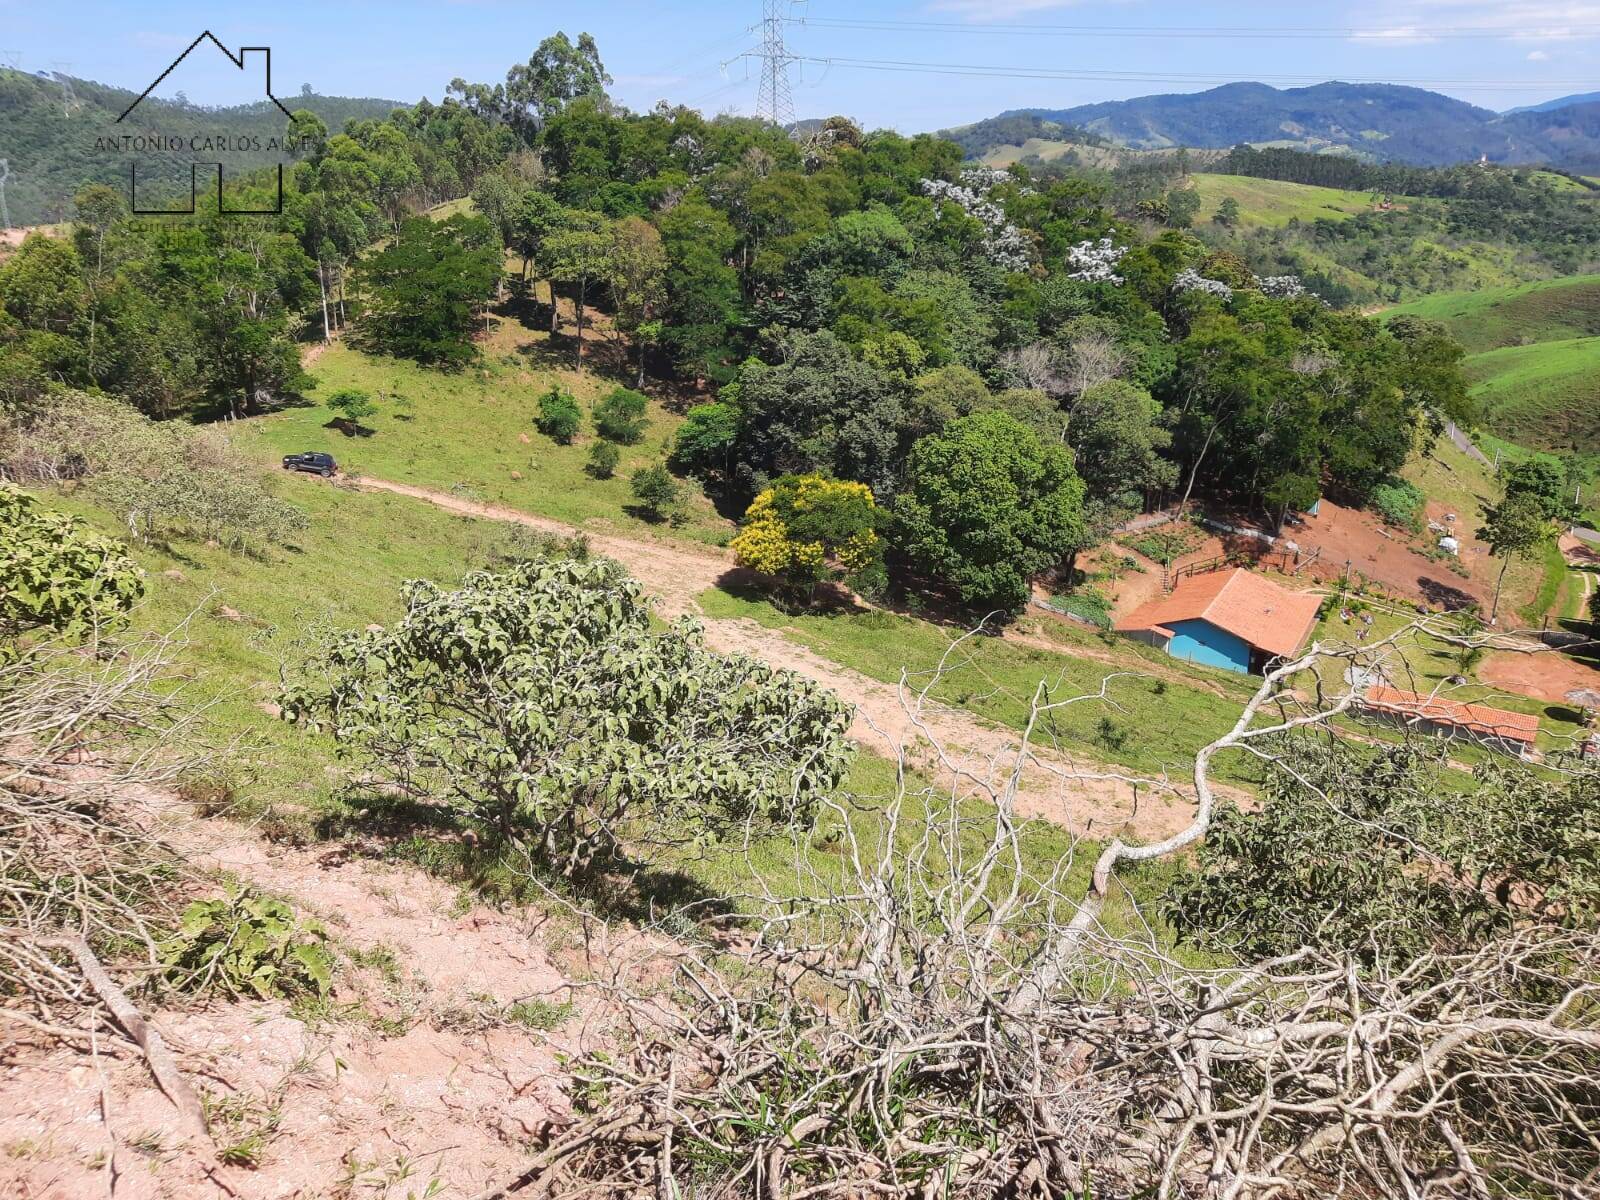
115, 31, 291, 216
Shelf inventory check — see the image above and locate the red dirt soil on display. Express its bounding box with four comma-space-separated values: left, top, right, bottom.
1479, 647, 1600, 707
0, 793, 616, 1199
1270, 499, 1488, 612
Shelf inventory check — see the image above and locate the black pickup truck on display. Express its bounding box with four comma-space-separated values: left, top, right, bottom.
281, 451, 338, 477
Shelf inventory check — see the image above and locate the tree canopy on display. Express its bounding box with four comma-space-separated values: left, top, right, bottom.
895, 411, 1088, 614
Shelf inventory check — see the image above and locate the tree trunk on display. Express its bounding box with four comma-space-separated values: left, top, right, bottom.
574, 277, 587, 368
1180, 420, 1222, 515
636, 341, 646, 388
1490, 557, 1509, 624
317, 259, 331, 343
549, 281, 559, 335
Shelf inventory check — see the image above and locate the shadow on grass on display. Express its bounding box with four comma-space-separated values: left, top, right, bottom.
712, 569, 870, 618
324, 418, 376, 438
312, 788, 734, 925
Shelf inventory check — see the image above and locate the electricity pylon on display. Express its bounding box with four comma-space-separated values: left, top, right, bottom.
755, 0, 801, 129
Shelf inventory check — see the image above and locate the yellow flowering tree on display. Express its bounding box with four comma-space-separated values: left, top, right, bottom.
730, 475, 883, 604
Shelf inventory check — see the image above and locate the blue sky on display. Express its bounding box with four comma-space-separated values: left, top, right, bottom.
3, 0, 1595, 129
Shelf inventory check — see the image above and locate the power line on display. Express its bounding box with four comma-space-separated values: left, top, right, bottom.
776, 53, 1597, 93
786, 16, 1600, 41
756, 0, 803, 127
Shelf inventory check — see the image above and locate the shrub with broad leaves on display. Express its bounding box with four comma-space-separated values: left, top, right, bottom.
279, 557, 854, 878
0, 483, 144, 642
161, 884, 333, 1000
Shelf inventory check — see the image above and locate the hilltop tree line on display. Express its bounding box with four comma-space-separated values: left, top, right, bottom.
1, 31, 1476, 613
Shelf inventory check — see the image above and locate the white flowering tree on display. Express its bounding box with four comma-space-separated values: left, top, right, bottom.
1173, 267, 1234, 300
1256, 274, 1312, 300
918, 170, 1033, 273
1063, 237, 1128, 284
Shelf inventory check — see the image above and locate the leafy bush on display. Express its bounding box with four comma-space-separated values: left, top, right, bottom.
730, 474, 882, 602
279, 558, 854, 878
0, 484, 145, 641
592, 387, 648, 445
161, 884, 333, 999
1165, 739, 1600, 965
325, 387, 378, 427
629, 463, 679, 522
1126, 522, 1204, 564
6, 395, 307, 552
536, 386, 581, 444
1370, 478, 1425, 531
1050, 588, 1112, 629
669, 401, 739, 478
586, 440, 620, 480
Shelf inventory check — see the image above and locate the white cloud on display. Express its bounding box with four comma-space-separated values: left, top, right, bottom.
1352, 1, 1600, 42
1350, 26, 1437, 46
1528, 47, 1552, 57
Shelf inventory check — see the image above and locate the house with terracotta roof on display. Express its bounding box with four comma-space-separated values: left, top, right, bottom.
1114, 568, 1323, 674
1358, 686, 1539, 759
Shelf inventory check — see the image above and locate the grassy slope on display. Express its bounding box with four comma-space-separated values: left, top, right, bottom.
253, 293, 1570, 777
1400, 433, 1550, 613
254, 334, 733, 546
1383, 275, 1600, 453
1461, 337, 1600, 453
698, 586, 1277, 787
42, 480, 1145, 926
1189, 173, 1387, 227
1382, 275, 1600, 353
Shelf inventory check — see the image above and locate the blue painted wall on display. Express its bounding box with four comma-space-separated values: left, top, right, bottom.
1164, 618, 1252, 673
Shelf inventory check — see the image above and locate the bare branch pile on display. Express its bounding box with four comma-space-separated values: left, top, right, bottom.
478, 623, 1600, 1199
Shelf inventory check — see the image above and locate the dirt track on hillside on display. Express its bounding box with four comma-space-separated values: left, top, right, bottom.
344, 475, 1215, 840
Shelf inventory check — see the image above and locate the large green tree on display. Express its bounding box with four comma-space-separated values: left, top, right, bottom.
353, 213, 500, 366
895, 410, 1088, 614
732, 331, 904, 500
505, 32, 611, 139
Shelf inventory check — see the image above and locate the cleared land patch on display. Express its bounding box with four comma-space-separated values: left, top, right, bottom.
1188, 173, 1392, 227
1382, 274, 1600, 353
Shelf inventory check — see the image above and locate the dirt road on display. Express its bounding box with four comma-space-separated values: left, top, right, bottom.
347, 475, 1210, 839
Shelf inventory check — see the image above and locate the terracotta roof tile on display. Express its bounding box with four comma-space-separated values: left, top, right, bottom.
1361, 686, 1539, 745
1114, 568, 1322, 660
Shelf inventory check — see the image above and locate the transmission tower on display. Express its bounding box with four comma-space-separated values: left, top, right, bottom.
51, 62, 79, 117
0, 50, 21, 71
755, 0, 801, 129
0, 160, 11, 231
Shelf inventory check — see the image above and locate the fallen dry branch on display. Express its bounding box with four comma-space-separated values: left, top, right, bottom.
481, 619, 1600, 1198
34, 933, 209, 1143
0, 622, 218, 1142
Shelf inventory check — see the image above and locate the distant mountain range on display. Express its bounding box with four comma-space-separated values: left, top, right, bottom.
1504, 91, 1600, 116
0, 68, 401, 225
965, 82, 1600, 170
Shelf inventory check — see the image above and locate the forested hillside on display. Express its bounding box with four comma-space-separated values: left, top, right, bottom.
1089, 148, 1600, 307
998, 81, 1600, 168
0, 67, 400, 223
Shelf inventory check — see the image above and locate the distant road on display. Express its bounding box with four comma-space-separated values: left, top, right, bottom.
1445, 420, 1491, 467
